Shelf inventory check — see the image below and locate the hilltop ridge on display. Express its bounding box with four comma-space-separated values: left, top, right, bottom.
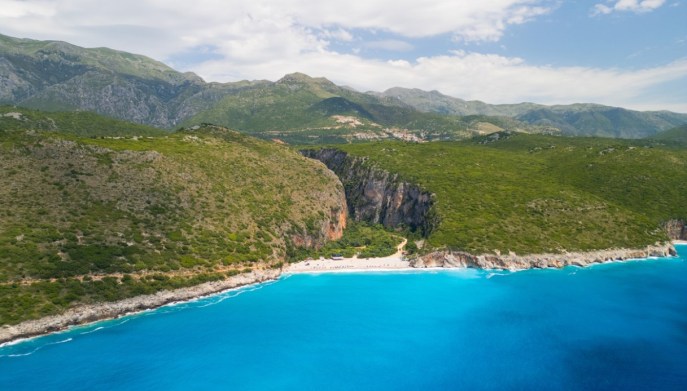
2, 33, 685, 141
0, 119, 346, 325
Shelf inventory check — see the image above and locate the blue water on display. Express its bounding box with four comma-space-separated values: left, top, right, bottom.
2, 247, 687, 390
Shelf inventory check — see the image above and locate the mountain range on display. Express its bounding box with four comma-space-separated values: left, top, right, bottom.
1, 33, 686, 141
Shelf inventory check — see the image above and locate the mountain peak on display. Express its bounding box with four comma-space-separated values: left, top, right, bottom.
277, 72, 335, 87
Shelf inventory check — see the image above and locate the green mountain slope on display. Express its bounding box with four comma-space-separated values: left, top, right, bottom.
2, 33, 685, 141
0, 34, 519, 142
0, 33, 208, 127
653, 124, 687, 143
0, 106, 165, 136
515, 105, 687, 138
328, 134, 687, 254
179, 72, 487, 143
377, 87, 687, 138
0, 124, 345, 324
375, 87, 543, 116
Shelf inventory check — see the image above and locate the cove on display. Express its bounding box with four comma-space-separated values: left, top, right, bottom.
1, 246, 686, 390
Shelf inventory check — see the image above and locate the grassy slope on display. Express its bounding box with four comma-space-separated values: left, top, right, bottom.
0, 106, 166, 137
0, 33, 196, 84
653, 124, 687, 144
0, 125, 344, 324
334, 134, 687, 254
179, 74, 485, 143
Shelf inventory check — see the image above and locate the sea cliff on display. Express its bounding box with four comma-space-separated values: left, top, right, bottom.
664, 219, 687, 241
301, 148, 437, 235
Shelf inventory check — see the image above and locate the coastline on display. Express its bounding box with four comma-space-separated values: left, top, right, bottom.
2, 241, 682, 346
0, 269, 280, 346
286, 239, 411, 274
410, 242, 677, 270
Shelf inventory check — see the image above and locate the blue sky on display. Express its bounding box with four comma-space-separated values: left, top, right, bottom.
1, 0, 686, 111
330, 2, 684, 70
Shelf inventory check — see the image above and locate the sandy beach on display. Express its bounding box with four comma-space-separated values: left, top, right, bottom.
2, 240, 681, 345
286, 239, 412, 273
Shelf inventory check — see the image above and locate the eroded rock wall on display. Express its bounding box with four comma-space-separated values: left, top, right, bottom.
664, 219, 687, 241
411, 243, 676, 270
302, 148, 437, 235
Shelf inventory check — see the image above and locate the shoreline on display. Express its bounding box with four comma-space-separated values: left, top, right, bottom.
0, 269, 280, 346
410, 242, 678, 269
2, 241, 683, 347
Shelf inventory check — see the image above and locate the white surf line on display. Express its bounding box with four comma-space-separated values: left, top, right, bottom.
0, 275, 279, 349
0, 338, 74, 359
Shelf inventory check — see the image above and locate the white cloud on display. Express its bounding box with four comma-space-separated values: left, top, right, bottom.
0, 0, 684, 112
193, 51, 687, 112
592, 0, 666, 15
0, 1, 55, 18
0, 0, 554, 57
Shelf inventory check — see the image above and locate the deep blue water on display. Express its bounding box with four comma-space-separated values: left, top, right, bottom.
2, 246, 686, 390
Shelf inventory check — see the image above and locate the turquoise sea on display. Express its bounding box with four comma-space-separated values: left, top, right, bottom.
2, 245, 686, 390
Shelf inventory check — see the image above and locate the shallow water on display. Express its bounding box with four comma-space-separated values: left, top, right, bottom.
2, 246, 686, 390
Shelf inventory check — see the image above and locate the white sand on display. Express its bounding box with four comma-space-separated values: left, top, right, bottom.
673, 240, 687, 245
286, 239, 412, 273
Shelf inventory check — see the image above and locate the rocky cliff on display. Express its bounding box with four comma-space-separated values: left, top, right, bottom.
663, 219, 687, 241
411, 243, 676, 270
289, 192, 347, 249
302, 148, 437, 235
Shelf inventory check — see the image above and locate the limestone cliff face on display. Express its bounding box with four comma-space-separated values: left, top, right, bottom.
301, 148, 437, 235
290, 202, 347, 249
328, 206, 348, 240
288, 159, 347, 249
664, 219, 687, 240
411, 243, 676, 270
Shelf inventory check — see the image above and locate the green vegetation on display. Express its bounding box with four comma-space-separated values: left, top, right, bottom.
331, 133, 687, 254
514, 106, 687, 138
286, 222, 403, 261
0, 106, 165, 137
0, 124, 344, 324
0, 273, 230, 325
653, 124, 687, 144
380, 87, 687, 139
179, 73, 480, 143
0, 33, 196, 85
5, 32, 685, 141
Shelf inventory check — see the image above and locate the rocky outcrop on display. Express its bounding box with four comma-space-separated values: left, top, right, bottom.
410, 243, 677, 270
290, 203, 347, 249
302, 148, 437, 235
663, 219, 686, 241
0, 269, 281, 345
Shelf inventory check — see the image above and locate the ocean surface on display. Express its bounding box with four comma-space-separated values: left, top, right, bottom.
2, 246, 686, 390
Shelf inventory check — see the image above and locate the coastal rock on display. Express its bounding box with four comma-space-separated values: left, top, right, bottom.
0, 269, 281, 345
663, 219, 687, 241
301, 148, 437, 235
410, 243, 677, 270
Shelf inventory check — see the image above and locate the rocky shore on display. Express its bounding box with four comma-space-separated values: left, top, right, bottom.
0, 269, 281, 345
410, 243, 677, 269
1, 242, 680, 346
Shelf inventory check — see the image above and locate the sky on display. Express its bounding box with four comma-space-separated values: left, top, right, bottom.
1, 0, 686, 112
